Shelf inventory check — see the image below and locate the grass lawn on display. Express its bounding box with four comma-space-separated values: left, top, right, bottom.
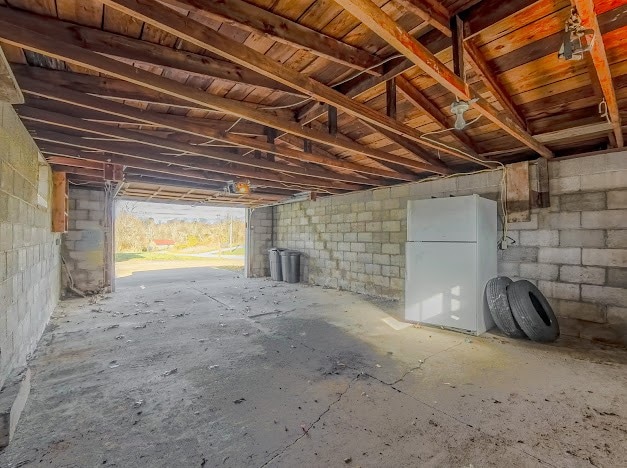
115, 252, 209, 262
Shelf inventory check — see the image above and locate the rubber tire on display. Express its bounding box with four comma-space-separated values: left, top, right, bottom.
485, 277, 527, 338
507, 280, 560, 342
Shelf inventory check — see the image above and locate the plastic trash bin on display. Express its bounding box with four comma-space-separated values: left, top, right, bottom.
280, 250, 301, 283
268, 248, 284, 281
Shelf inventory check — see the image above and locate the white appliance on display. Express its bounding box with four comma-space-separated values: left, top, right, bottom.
405, 195, 496, 335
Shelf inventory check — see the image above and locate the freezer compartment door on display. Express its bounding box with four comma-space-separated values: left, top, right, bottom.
405, 242, 478, 332
407, 196, 478, 242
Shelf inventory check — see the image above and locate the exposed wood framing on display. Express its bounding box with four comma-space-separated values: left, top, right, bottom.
334, 0, 554, 160
18, 105, 374, 188
38, 140, 338, 194
386, 78, 397, 119
450, 15, 465, 79
100, 0, 475, 163
51, 171, 68, 233
0, 7, 299, 96
0, 23, 448, 175
17, 77, 424, 182
158, 0, 383, 73
463, 40, 528, 130
395, 75, 482, 156
506, 161, 531, 223
571, 0, 623, 147
393, 0, 451, 37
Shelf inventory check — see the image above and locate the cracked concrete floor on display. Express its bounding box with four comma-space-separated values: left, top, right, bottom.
1, 266, 626, 468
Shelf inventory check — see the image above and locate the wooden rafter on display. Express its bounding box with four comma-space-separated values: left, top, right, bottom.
36, 138, 346, 194
0, 22, 448, 175
393, 0, 451, 37
334, 0, 554, 160
16, 73, 428, 181
571, 0, 623, 147
0, 7, 299, 96
395, 75, 482, 156
18, 105, 374, 188
100, 0, 475, 163
40, 143, 277, 191
158, 0, 383, 73
463, 40, 528, 130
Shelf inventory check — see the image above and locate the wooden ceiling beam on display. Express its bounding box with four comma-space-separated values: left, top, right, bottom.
158, 0, 382, 73
395, 75, 482, 157
571, 0, 623, 147
35, 138, 340, 193
18, 105, 372, 188
463, 40, 528, 130
18, 78, 415, 182
46, 155, 104, 171
123, 173, 286, 203
335, 0, 554, 160
393, 0, 451, 37
0, 7, 300, 96
100, 0, 473, 163
297, 30, 450, 123
0, 24, 447, 175
460, 0, 541, 39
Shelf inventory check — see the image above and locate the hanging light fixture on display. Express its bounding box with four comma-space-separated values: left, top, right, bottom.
450, 98, 479, 130
558, 8, 595, 61
226, 181, 251, 194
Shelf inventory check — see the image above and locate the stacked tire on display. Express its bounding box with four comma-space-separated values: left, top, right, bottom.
485, 277, 559, 342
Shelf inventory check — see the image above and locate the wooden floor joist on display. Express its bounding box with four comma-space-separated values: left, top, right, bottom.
334, 0, 555, 160
0, 20, 448, 175
18, 105, 376, 188
99, 0, 480, 164
571, 0, 623, 147
17, 80, 417, 182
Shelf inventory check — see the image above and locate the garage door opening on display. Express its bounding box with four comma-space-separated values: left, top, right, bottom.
115, 200, 245, 279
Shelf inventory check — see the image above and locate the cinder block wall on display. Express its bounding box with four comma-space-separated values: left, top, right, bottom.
62, 188, 108, 293
0, 103, 61, 388
246, 206, 273, 277
258, 151, 626, 345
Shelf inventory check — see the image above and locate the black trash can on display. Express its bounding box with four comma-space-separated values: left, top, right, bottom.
268, 248, 284, 281
280, 250, 301, 283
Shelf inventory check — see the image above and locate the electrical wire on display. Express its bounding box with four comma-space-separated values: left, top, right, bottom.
418, 116, 510, 245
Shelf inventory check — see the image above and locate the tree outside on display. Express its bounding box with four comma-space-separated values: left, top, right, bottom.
115, 201, 246, 276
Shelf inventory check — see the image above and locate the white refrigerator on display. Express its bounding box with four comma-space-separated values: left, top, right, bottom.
405, 195, 497, 335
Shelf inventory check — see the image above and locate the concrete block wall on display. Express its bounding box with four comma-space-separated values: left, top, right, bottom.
62, 188, 108, 293
0, 103, 60, 389
257, 151, 627, 345
245, 206, 273, 277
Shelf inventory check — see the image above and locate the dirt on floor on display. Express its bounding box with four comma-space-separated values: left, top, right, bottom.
1, 267, 626, 467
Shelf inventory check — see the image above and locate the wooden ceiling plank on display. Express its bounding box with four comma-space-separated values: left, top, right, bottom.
0, 7, 301, 96
100, 0, 473, 163
35, 136, 344, 193
18, 105, 372, 187
395, 74, 483, 159
0, 21, 447, 175
463, 40, 527, 130
571, 0, 623, 147
335, 0, 554, 160
158, 0, 382, 73
17, 74, 417, 182
393, 0, 451, 37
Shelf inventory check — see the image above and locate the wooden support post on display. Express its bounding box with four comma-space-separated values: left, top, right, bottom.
265, 127, 276, 162
450, 15, 465, 79
386, 78, 397, 119
104, 163, 123, 181
328, 106, 338, 136
506, 161, 531, 222
51, 171, 68, 233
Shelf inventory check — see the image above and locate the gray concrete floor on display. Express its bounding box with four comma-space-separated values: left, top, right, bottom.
1, 267, 626, 467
